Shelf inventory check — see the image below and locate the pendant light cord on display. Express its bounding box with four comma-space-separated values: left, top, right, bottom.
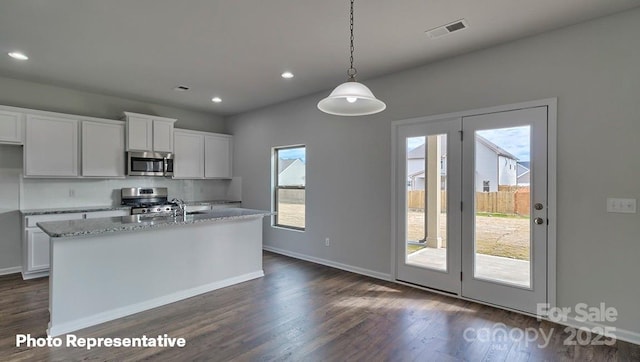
347, 0, 357, 81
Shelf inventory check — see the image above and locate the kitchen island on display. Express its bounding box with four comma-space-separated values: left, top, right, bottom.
37, 208, 272, 336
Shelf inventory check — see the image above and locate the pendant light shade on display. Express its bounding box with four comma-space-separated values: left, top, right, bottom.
317, 81, 386, 116
317, 0, 386, 117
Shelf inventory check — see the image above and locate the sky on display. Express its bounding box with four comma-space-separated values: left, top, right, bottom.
407, 125, 530, 161
278, 147, 306, 162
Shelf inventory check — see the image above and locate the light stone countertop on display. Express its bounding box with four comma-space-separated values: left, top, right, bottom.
20, 205, 132, 216
36, 207, 273, 238
20, 200, 241, 216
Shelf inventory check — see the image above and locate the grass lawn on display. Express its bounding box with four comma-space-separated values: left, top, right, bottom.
276, 203, 530, 261
407, 211, 530, 260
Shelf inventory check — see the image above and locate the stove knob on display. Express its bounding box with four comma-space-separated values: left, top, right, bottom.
156, 208, 161, 212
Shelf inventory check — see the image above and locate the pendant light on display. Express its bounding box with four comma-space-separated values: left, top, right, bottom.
317, 0, 386, 116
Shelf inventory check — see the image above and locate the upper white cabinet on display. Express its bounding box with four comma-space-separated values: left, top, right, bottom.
125, 115, 152, 151
153, 119, 174, 152
82, 120, 125, 177
174, 130, 204, 179
205, 134, 232, 178
123, 112, 176, 152
173, 128, 232, 179
25, 115, 79, 177
0, 109, 23, 144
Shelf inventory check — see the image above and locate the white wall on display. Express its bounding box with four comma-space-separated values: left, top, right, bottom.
227, 8, 640, 338
0, 76, 225, 133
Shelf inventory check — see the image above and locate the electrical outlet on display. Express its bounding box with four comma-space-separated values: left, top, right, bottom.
606, 198, 637, 213
325, 238, 330, 247
69, 189, 76, 197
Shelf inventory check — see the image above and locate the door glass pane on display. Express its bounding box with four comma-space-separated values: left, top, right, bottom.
405, 135, 447, 271
473, 126, 531, 287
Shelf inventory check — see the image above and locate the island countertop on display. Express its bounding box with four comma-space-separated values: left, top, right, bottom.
20, 200, 241, 216
37, 207, 272, 238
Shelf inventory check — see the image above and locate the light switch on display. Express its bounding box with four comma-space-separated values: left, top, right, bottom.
606, 198, 637, 213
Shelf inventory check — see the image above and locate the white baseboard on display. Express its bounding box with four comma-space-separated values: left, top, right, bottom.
48, 270, 264, 337
21, 270, 49, 280
556, 313, 640, 346
0, 266, 21, 276
263, 245, 392, 282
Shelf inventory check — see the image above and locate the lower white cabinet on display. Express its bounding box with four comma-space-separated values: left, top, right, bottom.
84, 209, 129, 219
26, 229, 50, 272
22, 209, 129, 279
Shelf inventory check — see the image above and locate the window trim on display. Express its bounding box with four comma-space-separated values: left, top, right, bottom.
272, 144, 306, 231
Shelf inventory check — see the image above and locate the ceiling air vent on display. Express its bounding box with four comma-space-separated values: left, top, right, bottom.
173, 85, 190, 91
426, 19, 469, 39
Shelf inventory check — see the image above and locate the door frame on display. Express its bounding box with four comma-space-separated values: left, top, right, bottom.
391, 98, 557, 312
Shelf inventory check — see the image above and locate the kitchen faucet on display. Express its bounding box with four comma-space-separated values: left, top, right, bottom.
170, 198, 187, 219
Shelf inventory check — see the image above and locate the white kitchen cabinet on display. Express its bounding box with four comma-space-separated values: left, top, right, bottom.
84, 209, 129, 219
25, 115, 79, 177
0, 109, 23, 144
123, 112, 176, 152
22, 211, 85, 279
22, 209, 130, 279
172, 128, 232, 179
26, 229, 50, 272
173, 130, 204, 178
125, 115, 152, 151
84, 209, 131, 219
153, 119, 174, 152
82, 121, 126, 177
205, 134, 232, 178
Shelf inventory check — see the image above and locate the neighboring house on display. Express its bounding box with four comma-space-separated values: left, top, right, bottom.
406, 138, 447, 191
517, 161, 531, 186
408, 135, 519, 192
474, 135, 518, 192
278, 158, 305, 186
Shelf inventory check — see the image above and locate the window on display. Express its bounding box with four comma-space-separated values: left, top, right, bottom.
273, 145, 306, 230
483, 180, 490, 192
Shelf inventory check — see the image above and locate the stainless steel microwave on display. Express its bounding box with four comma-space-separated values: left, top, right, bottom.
127, 152, 174, 177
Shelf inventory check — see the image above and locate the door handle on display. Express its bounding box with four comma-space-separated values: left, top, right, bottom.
534, 217, 544, 225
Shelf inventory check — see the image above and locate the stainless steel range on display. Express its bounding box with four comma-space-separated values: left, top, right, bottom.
121, 187, 178, 215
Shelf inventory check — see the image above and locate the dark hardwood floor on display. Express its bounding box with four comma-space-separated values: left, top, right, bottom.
1, 251, 638, 361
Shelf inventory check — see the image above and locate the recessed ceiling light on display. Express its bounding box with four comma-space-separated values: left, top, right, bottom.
8, 52, 28, 60
281, 71, 294, 79
211, 97, 222, 103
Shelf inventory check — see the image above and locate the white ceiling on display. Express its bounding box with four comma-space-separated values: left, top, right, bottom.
0, 0, 638, 116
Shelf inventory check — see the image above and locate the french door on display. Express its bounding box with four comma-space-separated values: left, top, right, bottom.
395, 105, 549, 314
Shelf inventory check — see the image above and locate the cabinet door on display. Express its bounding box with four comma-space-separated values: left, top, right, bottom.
82, 121, 125, 177
204, 135, 232, 178
25, 115, 79, 177
152, 119, 174, 152
126, 116, 153, 151
0, 110, 23, 144
174, 131, 204, 179
27, 229, 50, 272
84, 209, 129, 219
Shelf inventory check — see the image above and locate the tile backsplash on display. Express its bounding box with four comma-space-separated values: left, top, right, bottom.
0, 145, 241, 210
19, 176, 241, 209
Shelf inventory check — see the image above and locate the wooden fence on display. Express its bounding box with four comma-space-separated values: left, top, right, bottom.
408, 189, 530, 216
